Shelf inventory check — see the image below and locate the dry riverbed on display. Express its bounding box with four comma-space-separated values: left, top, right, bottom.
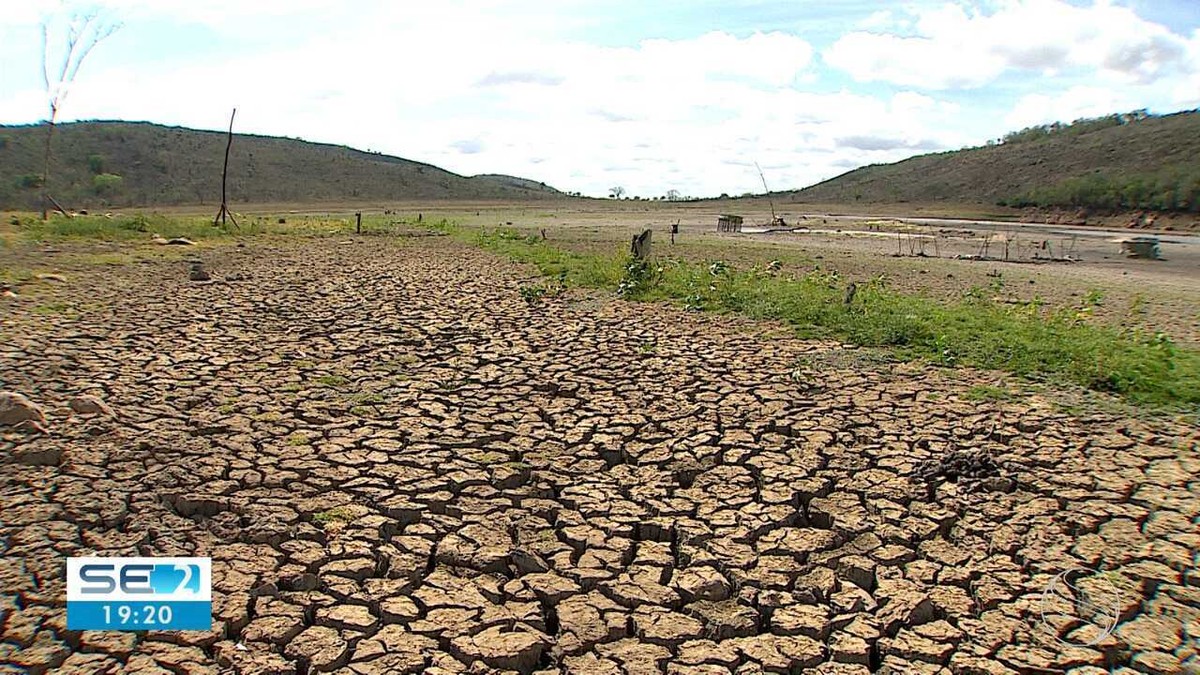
1, 233, 1197, 674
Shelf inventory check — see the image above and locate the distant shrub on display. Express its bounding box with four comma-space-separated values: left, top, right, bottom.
93, 173, 123, 195
87, 154, 105, 174
17, 173, 44, 189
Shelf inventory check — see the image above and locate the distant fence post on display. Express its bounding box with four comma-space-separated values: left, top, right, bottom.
356, 212, 362, 234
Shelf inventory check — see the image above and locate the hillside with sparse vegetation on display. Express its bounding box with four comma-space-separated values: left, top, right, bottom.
788, 110, 1200, 214
0, 120, 562, 210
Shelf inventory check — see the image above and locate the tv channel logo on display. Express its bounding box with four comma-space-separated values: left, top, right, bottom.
67, 557, 212, 631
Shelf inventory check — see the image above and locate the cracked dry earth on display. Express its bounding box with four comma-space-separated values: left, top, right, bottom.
2, 234, 1199, 675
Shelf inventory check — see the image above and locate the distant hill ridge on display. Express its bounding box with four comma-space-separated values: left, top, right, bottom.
787, 110, 1200, 213
0, 120, 562, 209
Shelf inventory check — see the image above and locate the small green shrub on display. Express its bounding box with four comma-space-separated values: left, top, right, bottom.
92, 173, 123, 195
17, 174, 44, 189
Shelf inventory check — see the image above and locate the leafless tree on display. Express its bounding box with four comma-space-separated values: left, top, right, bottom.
609, 186, 626, 199
665, 189, 680, 201
39, 10, 121, 219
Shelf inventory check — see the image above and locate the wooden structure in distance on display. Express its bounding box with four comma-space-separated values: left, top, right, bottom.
717, 214, 743, 233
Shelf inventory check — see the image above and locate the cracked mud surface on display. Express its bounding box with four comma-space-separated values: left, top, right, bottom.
2, 234, 1198, 674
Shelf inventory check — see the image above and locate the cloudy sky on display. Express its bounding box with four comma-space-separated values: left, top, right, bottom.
1, 0, 1198, 198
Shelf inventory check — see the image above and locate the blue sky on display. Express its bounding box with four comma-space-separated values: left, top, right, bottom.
1, 0, 1198, 198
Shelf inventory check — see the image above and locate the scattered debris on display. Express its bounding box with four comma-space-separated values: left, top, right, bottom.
35, 273, 67, 283
167, 237, 197, 246
917, 448, 1018, 493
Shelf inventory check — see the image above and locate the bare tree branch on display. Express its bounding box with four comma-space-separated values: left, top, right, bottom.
38, 8, 121, 219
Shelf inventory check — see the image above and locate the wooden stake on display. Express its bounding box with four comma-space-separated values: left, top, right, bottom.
214, 108, 238, 227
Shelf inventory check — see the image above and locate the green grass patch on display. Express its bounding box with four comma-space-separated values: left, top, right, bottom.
32, 302, 78, 318
314, 374, 349, 388
463, 225, 1200, 408
13, 213, 231, 242
311, 507, 356, 526
346, 392, 386, 405
964, 385, 1020, 403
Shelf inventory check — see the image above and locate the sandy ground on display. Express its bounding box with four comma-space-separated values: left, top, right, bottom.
1, 231, 1197, 673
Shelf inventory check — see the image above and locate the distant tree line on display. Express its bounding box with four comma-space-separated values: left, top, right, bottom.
992, 109, 1154, 146
1000, 170, 1200, 213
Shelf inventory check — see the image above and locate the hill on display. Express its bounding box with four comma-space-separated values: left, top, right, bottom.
787, 110, 1200, 213
0, 120, 563, 210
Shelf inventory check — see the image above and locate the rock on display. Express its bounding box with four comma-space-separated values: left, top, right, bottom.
0, 391, 46, 426
35, 273, 67, 283
190, 262, 211, 281
449, 624, 550, 673
11, 443, 61, 465
69, 394, 115, 417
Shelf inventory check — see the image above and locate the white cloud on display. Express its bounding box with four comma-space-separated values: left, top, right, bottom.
1003, 85, 1138, 129
3, 11, 836, 196
3, 0, 1188, 198
825, 0, 1194, 90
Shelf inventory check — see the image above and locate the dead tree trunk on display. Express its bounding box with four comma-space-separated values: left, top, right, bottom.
214, 108, 238, 227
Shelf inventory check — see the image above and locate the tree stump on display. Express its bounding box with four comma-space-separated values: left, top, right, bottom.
631, 229, 652, 259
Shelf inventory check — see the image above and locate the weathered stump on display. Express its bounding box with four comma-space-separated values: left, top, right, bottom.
631, 229, 652, 259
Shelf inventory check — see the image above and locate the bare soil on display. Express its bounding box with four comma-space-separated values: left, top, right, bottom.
1, 231, 1197, 673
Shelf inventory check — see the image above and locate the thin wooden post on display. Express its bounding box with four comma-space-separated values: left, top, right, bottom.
356, 212, 362, 234
214, 108, 238, 227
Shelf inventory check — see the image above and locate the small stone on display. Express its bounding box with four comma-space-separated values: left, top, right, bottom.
69, 394, 115, 417
190, 262, 211, 281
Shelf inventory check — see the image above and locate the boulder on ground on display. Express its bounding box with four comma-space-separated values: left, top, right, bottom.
69, 394, 115, 417
0, 392, 46, 426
